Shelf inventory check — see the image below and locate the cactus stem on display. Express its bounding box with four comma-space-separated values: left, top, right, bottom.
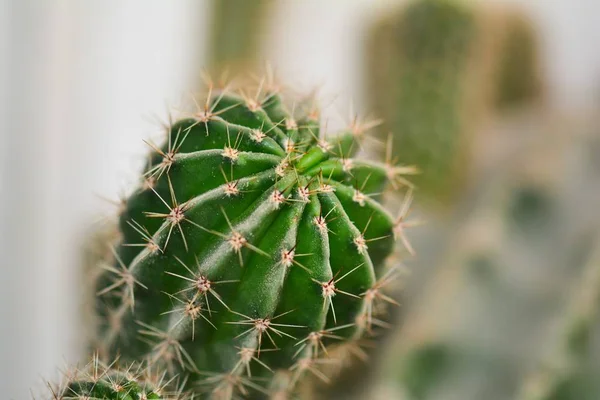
92, 76, 408, 397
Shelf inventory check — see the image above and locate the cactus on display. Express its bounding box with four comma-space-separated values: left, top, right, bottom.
366, 0, 478, 205
44, 355, 184, 399
365, 0, 542, 205
494, 11, 543, 110
368, 117, 600, 400
208, 0, 275, 73
94, 77, 413, 398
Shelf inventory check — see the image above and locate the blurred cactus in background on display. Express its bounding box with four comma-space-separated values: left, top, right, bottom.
366, 0, 544, 207
208, 0, 275, 74
369, 113, 600, 400
494, 11, 544, 110
519, 242, 600, 400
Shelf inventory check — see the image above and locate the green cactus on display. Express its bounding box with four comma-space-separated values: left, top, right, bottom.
45, 355, 182, 399
366, 0, 477, 205
494, 11, 543, 110
366, 0, 543, 206
94, 79, 412, 398
208, 0, 275, 73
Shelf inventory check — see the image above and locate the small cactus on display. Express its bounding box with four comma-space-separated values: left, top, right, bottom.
44, 355, 184, 400
95, 76, 414, 398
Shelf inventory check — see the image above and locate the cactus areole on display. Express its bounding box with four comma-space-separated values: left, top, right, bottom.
96, 82, 413, 398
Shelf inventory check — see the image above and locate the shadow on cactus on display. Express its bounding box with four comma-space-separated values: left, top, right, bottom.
94, 75, 416, 398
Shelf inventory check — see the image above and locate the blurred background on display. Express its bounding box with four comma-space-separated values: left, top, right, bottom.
2, 0, 600, 398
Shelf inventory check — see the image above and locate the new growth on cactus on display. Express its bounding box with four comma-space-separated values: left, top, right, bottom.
43, 354, 185, 400
95, 74, 415, 399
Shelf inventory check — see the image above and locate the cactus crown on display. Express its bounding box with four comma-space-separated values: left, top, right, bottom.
95, 75, 415, 398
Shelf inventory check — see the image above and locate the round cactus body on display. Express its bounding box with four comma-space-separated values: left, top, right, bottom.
96, 82, 413, 398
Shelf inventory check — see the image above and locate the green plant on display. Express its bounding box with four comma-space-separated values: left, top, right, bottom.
365, 0, 543, 206
208, 0, 275, 73
368, 123, 600, 400
494, 11, 543, 110
366, 0, 478, 205
94, 78, 414, 398
44, 355, 183, 400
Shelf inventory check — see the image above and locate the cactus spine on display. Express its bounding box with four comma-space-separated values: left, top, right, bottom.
95, 77, 413, 398
44, 355, 183, 400
366, 0, 478, 205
